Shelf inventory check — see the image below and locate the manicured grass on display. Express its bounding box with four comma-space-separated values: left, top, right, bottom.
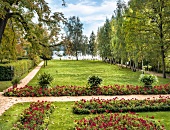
0, 102, 170, 130
0, 81, 11, 92
28, 60, 170, 87
0, 103, 29, 130
138, 112, 170, 130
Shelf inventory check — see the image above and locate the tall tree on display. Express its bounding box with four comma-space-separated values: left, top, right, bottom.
81, 35, 88, 56
113, 0, 127, 66
97, 18, 112, 60
0, 0, 65, 47
89, 31, 96, 58
127, 0, 170, 78
64, 16, 83, 60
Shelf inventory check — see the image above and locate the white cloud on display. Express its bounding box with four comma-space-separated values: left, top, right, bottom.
49, 0, 129, 37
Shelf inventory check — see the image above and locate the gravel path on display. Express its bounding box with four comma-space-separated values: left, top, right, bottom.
1, 92, 170, 116
0, 61, 170, 116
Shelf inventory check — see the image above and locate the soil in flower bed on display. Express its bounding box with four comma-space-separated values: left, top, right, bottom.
3, 83, 170, 97
75, 112, 165, 130
73, 96, 170, 114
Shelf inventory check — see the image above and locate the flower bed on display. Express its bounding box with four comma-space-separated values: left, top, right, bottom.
73, 96, 170, 114
75, 112, 165, 130
12, 101, 55, 130
3, 83, 170, 97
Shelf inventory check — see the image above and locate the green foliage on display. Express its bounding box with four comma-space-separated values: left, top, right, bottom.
64, 16, 83, 60
0, 60, 34, 81
75, 113, 164, 129
89, 31, 97, 57
97, 18, 112, 59
87, 75, 102, 88
0, 66, 14, 81
73, 97, 170, 114
37, 72, 53, 88
11, 77, 21, 85
139, 74, 158, 87
13, 60, 34, 77
12, 101, 55, 130
4, 83, 170, 97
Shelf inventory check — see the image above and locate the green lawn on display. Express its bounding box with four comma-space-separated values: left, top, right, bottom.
0, 102, 169, 130
28, 60, 170, 87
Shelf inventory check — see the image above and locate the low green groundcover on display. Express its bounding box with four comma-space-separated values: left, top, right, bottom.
73, 96, 170, 114
3, 83, 170, 97
75, 112, 165, 130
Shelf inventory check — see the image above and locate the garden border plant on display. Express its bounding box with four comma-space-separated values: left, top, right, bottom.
72, 96, 170, 114
75, 112, 165, 130
11, 100, 55, 130
3, 83, 170, 97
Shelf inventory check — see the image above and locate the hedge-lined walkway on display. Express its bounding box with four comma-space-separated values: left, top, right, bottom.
0, 61, 170, 116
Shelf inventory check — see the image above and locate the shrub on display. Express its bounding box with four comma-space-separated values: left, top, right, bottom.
11, 76, 21, 88
75, 112, 165, 130
87, 75, 102, 88
139, 74, 158, 88
37, 72, 53, 88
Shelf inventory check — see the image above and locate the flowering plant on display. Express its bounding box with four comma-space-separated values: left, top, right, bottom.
139, 74, 158, 87
12, 101, 55, 130
3, 83, 170, 97
75, 112, 165, 130
73, 96, 170, 114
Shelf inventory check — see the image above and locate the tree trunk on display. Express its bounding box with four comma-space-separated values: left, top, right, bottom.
46, 60, 47, 66
159, 5, 166, 78
0, 17, 9, 44
157, 61, 160, 73
161, 45, 166, 78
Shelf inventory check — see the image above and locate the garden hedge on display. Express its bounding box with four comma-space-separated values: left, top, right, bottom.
0, 60, 34, 81
0, 66, 14, 81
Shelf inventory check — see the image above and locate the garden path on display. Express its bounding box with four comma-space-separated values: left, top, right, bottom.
0, 61, 170, 116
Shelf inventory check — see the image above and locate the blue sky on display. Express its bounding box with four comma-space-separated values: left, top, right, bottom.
46, 0, 129, 37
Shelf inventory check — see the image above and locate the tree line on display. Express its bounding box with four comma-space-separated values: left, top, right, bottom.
96, 0, 170, 78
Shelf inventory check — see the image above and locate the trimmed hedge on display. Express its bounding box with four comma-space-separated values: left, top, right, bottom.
0, 66, 14, 81
0, 60, 34, 81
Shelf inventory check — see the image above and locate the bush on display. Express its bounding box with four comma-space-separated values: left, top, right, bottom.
88, 75, 102, 88
11, 77, 21, 88
139, 74, 158, 87
38, 72, 53, 88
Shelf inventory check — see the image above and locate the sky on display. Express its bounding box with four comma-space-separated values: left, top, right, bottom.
46, 0, 129, 37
